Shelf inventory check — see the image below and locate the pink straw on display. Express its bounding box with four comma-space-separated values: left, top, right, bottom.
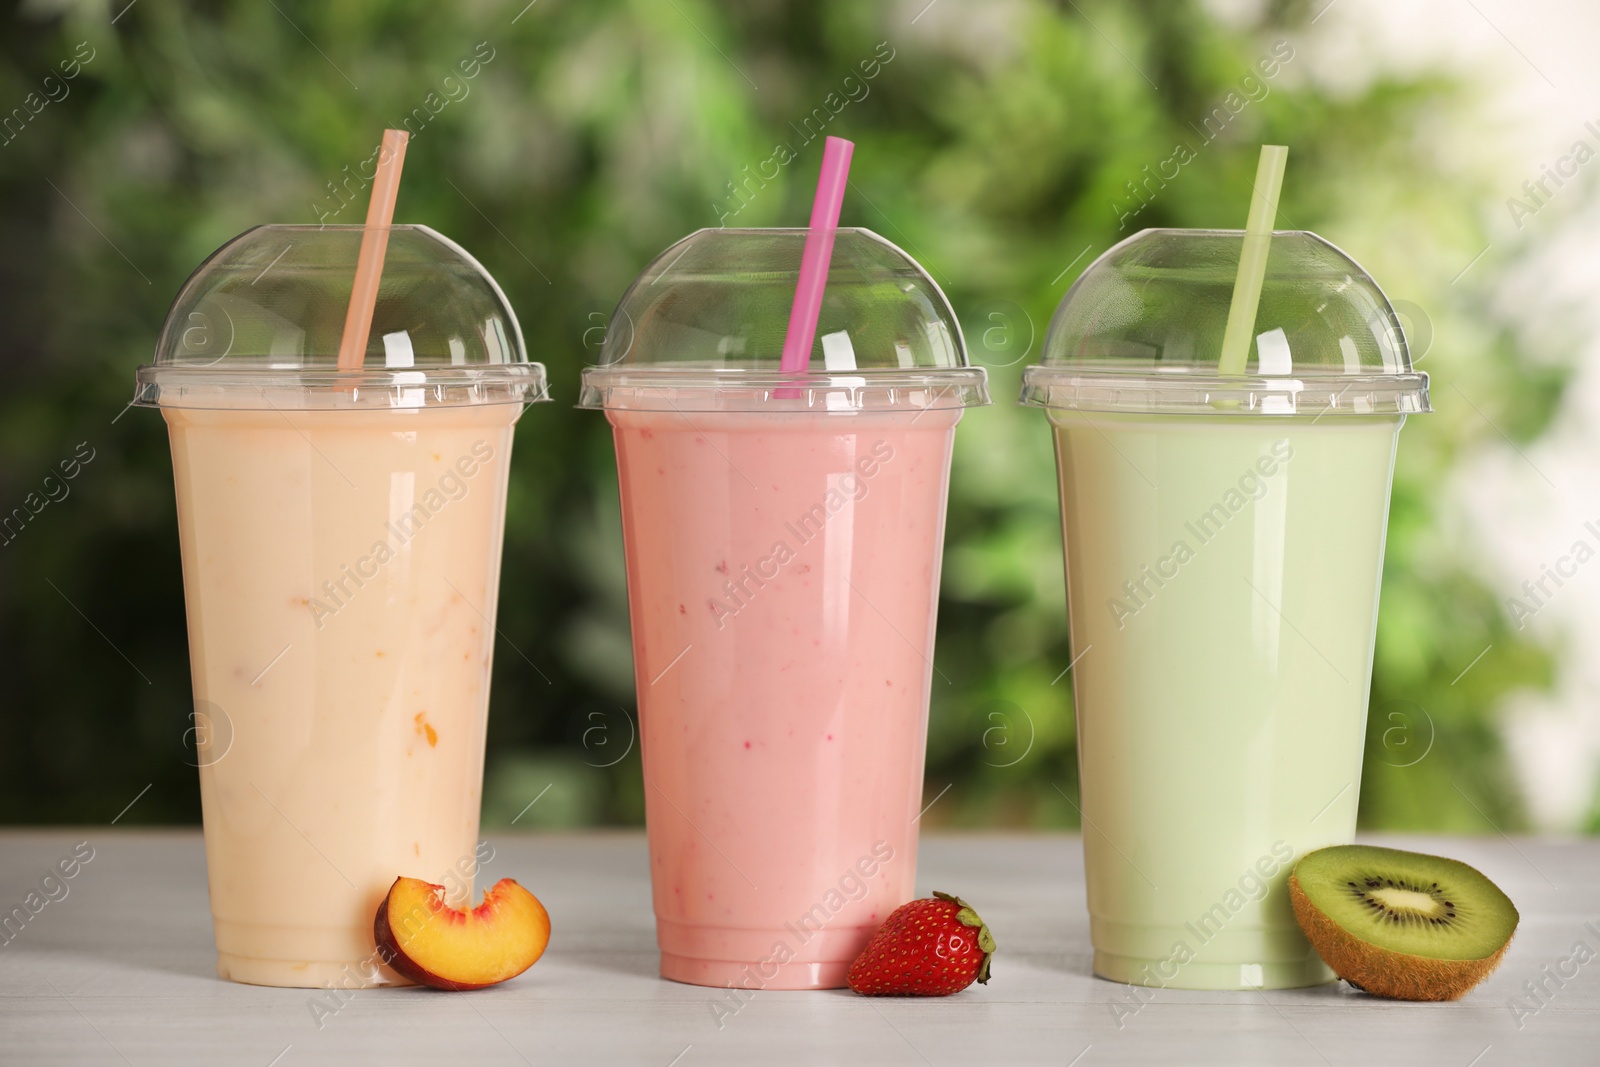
780, 136, 855, 373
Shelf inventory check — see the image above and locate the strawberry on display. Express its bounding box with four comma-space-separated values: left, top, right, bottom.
846, 891, 995, 996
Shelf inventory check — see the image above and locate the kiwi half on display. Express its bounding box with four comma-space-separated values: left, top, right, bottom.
1289, 844, 1518, 1001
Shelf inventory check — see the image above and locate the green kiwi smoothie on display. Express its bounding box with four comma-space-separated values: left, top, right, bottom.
1022, 227, 1430, 991
1053, 410, 1403, 989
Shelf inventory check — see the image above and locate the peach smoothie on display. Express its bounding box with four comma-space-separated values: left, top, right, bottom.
610, 408, 962, 990
165, 401, 518, 988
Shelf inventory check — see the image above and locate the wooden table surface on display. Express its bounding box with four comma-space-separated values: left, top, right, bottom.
1, 830, 1594, 1065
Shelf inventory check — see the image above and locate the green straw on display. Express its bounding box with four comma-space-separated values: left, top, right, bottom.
1217, 145, 1289, 376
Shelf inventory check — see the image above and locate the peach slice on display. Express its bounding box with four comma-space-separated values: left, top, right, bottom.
374, 876, 550, 990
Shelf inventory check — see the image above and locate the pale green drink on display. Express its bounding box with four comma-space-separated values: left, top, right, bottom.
1053, 411, 1402, 988
1024, 229, 1429, 990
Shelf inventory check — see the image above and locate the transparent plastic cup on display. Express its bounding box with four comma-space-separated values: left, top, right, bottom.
581, 228, 988, 990
134, 225, 546, 988
1021, 229, 1430, 990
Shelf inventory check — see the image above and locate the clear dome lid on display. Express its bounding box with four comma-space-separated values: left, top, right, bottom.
135, 224, 546, 409
579, 227, 989, 412
1020, 229, 1430, 416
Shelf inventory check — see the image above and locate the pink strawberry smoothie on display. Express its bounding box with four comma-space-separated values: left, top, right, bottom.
607, 407, 963, 990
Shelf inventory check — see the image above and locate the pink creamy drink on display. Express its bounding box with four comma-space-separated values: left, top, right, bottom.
611, 410, 960, 988
583, 227, 988, 989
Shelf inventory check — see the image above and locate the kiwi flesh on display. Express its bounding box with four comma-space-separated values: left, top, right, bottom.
1289, 844, 1518, 1001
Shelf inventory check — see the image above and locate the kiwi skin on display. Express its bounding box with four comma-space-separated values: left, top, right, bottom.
1289, 866, 1516, 1001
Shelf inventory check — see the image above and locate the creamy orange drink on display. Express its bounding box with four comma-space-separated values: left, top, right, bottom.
167, 403, 517, 987
137, 223, 544, 987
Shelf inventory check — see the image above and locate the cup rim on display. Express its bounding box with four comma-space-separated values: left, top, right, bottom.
133, 363, 549, 410
1019, 365, 1431, 416
578, 365, 990, 412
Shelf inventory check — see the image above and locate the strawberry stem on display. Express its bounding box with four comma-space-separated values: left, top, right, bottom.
932, 891, 996, 984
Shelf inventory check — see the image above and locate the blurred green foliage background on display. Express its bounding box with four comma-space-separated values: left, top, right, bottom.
0, 0, 1568, 831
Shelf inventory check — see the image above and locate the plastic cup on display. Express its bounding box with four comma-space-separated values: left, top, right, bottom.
581, 228, 988, 990
134, 225, 546, 988
1021, 229, 1430, 990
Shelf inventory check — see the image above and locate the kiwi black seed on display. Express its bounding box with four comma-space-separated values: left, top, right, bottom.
1289, 844, 1518, 1001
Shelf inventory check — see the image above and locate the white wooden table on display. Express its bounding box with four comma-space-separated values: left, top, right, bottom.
1, 830, 1594, 1065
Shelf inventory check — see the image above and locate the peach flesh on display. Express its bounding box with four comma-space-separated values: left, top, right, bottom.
374, 876, 550, 991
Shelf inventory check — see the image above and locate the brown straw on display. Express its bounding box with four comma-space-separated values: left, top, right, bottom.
336, 128, 410, 371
